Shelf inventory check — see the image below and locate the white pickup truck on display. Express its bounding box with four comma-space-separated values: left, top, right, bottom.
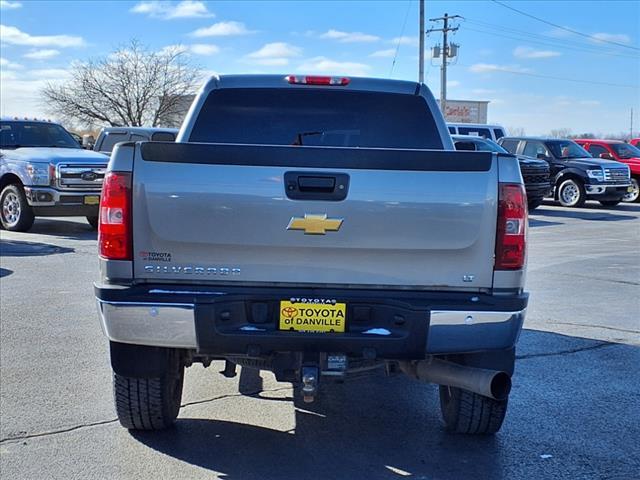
0, 118, 108, 231
95, 75, 529, 434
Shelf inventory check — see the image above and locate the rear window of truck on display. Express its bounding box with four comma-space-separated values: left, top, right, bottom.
189, 88, 444, 149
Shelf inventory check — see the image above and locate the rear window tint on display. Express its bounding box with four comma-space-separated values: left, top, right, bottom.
151, 131, 176, 142
190, 88, 444, 149
500, 139, 519, 154
493, 128, 505, 140
458, 127, 492, 139
99, 133, 128, 153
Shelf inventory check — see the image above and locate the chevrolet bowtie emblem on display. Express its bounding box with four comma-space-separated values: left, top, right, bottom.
287, 214, 343, 235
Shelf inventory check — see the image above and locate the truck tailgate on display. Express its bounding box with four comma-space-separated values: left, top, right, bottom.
132, 142, 497, 290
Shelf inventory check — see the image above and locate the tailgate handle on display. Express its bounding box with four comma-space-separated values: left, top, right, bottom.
298, 176, 335, 192
284, 171, 350, 201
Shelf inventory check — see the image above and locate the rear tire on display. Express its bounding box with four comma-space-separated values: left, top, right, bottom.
557, 178, 586, 207
0, 184, 35, 232
86, 215, 99, 229
599, 200, 621, 207
113, 349, 184, 430
439, 385, 508, 434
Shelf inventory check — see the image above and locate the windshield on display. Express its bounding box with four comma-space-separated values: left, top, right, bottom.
190, 88, 444, 149
610, 143, 640, 159
0, 121, 80, 149
546, 140, 590, 159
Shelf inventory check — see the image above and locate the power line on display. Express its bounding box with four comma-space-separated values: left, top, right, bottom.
459, 63, 637, 89
463, 25, 638, 60
491, 0, 640, 51
464, 18, 638, 59
390, 0, 414, 77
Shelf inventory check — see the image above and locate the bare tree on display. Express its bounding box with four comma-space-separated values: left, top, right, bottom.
507, 126, 526, 136
548, 128, 573, 139
42, 40, 200, 128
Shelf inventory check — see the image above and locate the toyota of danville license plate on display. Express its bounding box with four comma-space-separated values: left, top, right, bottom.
279, 300, 346, 333
84, 195, 100, 205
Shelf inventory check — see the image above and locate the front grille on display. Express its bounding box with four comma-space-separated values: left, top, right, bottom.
604, 168, 630, 184
57, 164, 107, 190
523, 174, 550, 184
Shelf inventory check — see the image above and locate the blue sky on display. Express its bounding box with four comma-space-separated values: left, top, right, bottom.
1, 0, 638, 135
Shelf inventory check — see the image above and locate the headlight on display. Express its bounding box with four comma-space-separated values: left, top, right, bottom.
26, 162, 51, 186
587, 169, 604, 181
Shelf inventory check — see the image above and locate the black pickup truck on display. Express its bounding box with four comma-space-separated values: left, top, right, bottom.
498, 137, 631, 207
452, 135, 550, 210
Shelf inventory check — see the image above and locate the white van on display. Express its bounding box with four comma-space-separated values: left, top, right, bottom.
447, 123, 506, 142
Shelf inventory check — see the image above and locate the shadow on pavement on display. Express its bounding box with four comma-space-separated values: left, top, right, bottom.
131, 330, 640, 479
531, 206, 635, 222
528, 218, 563, 228
0, 267, 13, 277
0, 239, 74, 257
26, 218, 97, 241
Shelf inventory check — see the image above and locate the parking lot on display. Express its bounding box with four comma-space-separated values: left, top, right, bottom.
1, 202, 639, 480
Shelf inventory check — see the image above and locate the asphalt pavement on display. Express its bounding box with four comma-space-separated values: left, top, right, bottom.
1, 202, 639, 480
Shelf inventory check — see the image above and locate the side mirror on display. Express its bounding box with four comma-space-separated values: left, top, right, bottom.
455, 141, 477, 151
536, 153, 547, 160
599, 152, 614, 160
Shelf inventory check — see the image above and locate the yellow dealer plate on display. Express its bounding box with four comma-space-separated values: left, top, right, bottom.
279, 300, 346, 333
84, 195, 100, 205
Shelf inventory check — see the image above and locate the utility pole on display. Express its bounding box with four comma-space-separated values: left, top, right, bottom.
427, 13, 461, 114
419, 0, 425, 83
631, 107, 634, 139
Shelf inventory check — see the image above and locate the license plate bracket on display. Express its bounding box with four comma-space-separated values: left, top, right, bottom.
279, 300, 346, 333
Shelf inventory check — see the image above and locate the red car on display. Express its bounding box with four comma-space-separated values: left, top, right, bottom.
575, 139, 640, 202
630, 138, 640, 147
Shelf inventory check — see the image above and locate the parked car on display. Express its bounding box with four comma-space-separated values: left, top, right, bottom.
96, 74, 529, 435
93, 126, 178, 155
452, 135, 550, 210
498, 137, 631, 207
0, 117, 108, 231
447, 123, 506, 142
574, 139, 640, 202
630, 138, 640, 147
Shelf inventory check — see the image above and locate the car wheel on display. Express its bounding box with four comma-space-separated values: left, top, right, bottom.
599, 200, 621, 207
0, 184, 35, 232
622, 178, 639, 203
439, 385, 508, 434
113, 347, 184, 430
557, 178, 586, 207
86, 215, 99, 230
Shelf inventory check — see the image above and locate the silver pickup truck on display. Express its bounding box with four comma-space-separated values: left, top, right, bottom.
95, 75, 529, 435
1, 118, 108, 231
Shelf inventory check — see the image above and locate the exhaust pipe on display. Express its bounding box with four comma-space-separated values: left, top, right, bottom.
399, 358, 511, 401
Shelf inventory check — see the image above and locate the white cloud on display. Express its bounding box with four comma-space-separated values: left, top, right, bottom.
189, 43, 219, 55
0, 0, 21, 9
191, 21, 253, 37
513, 46, 561, 59
130, 1, 213, 19
591, 32, 631, 44
319, 29, 379, 43
246, 42, 301, 66
390, 36, 418, 46
0, 56, 23, 69
447, 80, 461, 88
370, 48, 396, 58
24, 49, 61, 60
297, 56, 371, 76
579, 100, 601, 106
29, 68, 71, 80
469, 63, 531, 74
0, 25, 85, 47
159, 43, 219, 56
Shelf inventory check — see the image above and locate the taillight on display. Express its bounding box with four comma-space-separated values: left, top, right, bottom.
286, 75, 350, 86
495, 183, 527, 270
98, 171, 132, 260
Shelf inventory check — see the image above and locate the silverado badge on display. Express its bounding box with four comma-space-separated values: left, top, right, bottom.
287, 214, 343, 235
